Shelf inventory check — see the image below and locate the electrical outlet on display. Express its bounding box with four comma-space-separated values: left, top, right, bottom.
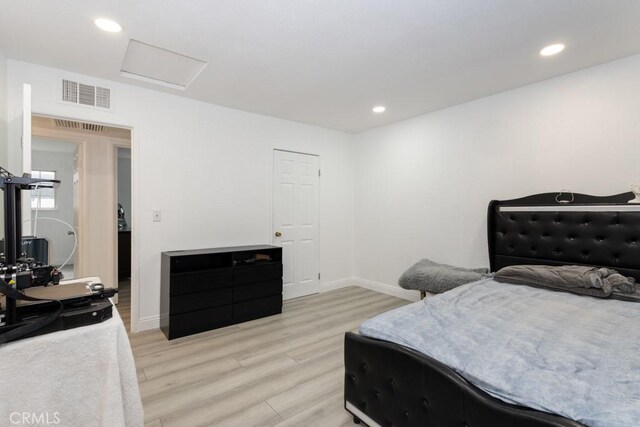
153, 210, 162, 222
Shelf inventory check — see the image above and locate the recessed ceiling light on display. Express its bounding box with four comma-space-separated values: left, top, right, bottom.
540, 43, 565, 57
372, 105, 386, 113
95, 18, 122, 33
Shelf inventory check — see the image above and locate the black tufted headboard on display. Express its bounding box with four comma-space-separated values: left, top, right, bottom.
488, 192, 640, 282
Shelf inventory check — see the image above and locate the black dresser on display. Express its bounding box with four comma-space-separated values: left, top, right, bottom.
160, 245, 283, 340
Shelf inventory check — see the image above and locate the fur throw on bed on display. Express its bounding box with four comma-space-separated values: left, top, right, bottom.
398, 259, 489, 294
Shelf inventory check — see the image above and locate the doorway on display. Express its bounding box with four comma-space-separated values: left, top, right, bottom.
29, 138, 79, 279
116, 147, 132, 329
30, 115, 133, 329
272, 149, 320, 300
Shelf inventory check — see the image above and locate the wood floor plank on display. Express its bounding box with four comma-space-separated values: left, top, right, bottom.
273, 393, 353, 427
142, 345, 241, 380
286, 333, 345, 364
140, 355, 241, 399
266, 367, 343, 420
143, 355, 298, 421
207, 401, 283, 427
160, 350, 344, 427
233, 298, 405, 366
119, 286, 409, 427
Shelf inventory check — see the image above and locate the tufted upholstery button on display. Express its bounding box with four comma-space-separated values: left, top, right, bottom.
361, 362, 368, 371
349, 374, 357, 384
581, 250, 589, 257
530, 215, 537, 222
462, 422, 469, 427
403, 410, 410, 418
509, 215, 515, 221
422, 398, 429, 410
388, 379, 395, 389
374, 390, 381, 399
530, 246, 536, 253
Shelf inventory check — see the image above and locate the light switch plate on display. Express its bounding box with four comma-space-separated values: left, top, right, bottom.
153, 210, 162, 222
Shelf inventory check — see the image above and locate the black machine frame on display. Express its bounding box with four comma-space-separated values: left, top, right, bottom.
0, 167, 116, 344
0, 168, 60, 324
344, 191, 637, 427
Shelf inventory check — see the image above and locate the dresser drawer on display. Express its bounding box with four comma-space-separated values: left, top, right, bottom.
170, 288, 233, 315
232, 263, 283, 285
170, 268, 232, 296
169, 305, 233, 339
233, 279, 282, 303
233, 295, 282, 322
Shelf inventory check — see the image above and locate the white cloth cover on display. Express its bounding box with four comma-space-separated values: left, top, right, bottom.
0, 304, 143, 427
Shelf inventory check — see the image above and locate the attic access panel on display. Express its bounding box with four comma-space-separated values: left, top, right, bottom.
121, 39, 207, 90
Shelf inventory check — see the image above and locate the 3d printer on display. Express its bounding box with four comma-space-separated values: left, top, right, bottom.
0, 167, 117, 344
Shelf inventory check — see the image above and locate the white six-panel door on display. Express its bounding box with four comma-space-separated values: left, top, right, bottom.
273, 150, 320, 300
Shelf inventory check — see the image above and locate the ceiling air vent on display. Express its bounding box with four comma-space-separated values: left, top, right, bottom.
54, 119, 80, 129
82, 123, 105, 132
61, 79, 111, 109
53, 119, 105, 133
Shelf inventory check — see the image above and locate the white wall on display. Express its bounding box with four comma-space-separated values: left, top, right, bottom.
9, 51, 639, 322
354, 54, 640, 289
0, 51, 7, 168
0, 51, 7, 236
117, 148, 131, 227
6, 60, 354, 331
31, 146, 76, 265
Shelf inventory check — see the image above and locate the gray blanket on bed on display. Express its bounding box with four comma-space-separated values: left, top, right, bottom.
360, 279, 640, 427
495, 264, 639, 297
398, 258, 489, 294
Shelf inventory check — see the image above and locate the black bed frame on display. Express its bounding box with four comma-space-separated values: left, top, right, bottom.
344, 191, 639, 427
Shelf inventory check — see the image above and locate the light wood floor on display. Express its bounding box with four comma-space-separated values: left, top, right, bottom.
117, 279, 131, 331
123, 286, 409, 427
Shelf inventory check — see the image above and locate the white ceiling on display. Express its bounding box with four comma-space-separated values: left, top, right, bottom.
2, 1, 640, 133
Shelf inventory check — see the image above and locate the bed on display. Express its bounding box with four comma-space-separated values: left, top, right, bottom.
344, 191, 640, 427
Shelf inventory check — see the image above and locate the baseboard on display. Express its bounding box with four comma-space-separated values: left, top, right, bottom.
136, 314, 160, 332
351, 277, 420, 301
320, 278, 354, 293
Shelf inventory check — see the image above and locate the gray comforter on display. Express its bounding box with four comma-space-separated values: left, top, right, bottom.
359, 279, 640, 426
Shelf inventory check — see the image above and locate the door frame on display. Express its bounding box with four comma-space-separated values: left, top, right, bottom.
111, 142, 132, 298
30, 112, 138, 331
271, 148, 321, 299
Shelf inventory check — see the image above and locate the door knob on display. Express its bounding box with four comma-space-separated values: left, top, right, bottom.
275, 231, 282, 237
